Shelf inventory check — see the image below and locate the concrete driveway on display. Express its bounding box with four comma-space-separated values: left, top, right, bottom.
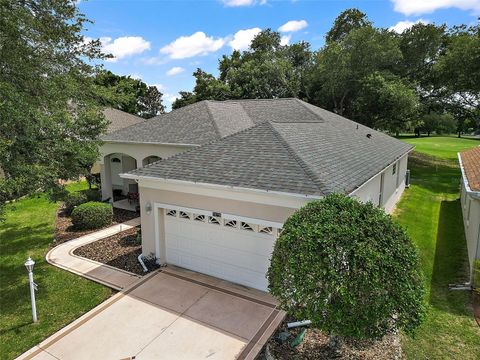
18, 267, 284, 360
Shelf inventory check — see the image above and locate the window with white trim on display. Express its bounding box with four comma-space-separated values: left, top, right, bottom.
208, 216, 221, 225
224, 219, 238, 228
241, 222, 255, 232
179, 211, 190, 219
259, 226, 273, 235
166, 209, 177, 217
194, 214, 206, 222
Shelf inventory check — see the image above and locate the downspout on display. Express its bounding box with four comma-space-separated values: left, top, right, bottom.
137, 254, 148, 273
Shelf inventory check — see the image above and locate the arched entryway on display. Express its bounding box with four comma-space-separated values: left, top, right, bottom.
101, 153, 139, 211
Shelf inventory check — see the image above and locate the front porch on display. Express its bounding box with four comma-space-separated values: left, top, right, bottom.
113, 198, 139, 212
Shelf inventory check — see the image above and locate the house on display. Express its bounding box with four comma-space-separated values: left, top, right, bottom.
99, 98, 412, 291
458, 146, 480, 285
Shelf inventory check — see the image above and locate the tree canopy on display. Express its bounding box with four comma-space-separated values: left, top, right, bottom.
172, 9, 479, 136
94, 70, 165, 118
268, 194, 426, 340
0, 0, 108, 213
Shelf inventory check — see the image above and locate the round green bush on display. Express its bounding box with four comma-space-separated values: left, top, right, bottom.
267, 193, 425, 340
64, 192, 88, 214
71, 202, 113, 230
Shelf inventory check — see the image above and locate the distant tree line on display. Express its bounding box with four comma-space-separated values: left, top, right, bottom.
172, 9, 480, 137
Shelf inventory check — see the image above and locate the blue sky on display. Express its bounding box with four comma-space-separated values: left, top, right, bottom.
78, 0, 480, 110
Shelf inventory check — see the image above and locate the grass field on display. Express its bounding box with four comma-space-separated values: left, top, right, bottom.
0, 183, 111, 360
395, 138, 480, 358
401, 135, 479, 160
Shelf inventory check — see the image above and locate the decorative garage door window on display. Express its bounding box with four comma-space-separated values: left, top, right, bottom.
165, 208, 282, 236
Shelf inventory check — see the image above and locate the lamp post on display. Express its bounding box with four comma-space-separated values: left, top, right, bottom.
24, 257, 37, 323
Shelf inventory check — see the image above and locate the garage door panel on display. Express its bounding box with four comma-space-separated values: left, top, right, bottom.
164, 216, 276, 291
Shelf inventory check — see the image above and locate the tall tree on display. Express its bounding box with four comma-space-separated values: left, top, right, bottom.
94, 70, 165, 118
353, 73, 418, 135
0, 0, 108, 213
325, 8, 372, 43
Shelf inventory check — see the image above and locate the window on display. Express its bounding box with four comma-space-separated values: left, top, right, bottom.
208, 216, 220, 225
392, 163, 397, 175
179, 211, 190, 219
224, 220, 238, 228
194, 214, 206, 222
111, 157, 121, 163
166, 209, 177, 217
277, 228, 284, 236
259, 226, 273, 235
241, 222, 255, 231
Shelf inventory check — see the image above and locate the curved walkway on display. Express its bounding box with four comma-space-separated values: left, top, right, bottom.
46, 217, 142, 290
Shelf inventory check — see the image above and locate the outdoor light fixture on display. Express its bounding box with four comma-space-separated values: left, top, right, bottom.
145, 201, 152, 215
24, 257, 38, 323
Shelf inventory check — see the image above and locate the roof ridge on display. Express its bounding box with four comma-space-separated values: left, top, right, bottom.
203, 101, 222, 138
294, 98, 326, 122
265, 121, 330, 195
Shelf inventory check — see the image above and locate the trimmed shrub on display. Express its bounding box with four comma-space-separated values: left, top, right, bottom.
71, 202, 113, 230
268, 193, 425, 340
64, 192, 88, 214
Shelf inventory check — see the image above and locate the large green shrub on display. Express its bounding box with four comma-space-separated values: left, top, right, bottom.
268, 193, 425, 340
64, 192, 88, 214
71, 202, 113, 230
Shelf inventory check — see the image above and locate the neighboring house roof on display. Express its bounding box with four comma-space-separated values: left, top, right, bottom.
103, 108, 145, 134
459, 146, 480, 192
126, 99, 413, 196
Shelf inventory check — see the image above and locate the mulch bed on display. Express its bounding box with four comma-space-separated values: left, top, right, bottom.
73, 227, 159, 275
53, 206, 138, 246
263, 320, 401, 360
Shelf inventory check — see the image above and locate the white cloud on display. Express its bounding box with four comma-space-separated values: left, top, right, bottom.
160, 32, 226, 59
222, 0, 266, 7
101, 36, 151, 62
278, 20, 308, 33
391, 0, 480, 15
389, 19, 429, 33
166, 66, 185, 76
129, 73, 142, 80
140, 56, 167, 65
229, 28, 262, 50
280, 35, 291, 46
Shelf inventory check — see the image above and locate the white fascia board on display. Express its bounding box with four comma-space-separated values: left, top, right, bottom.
125, 175, 317, 209
458, 152, 480, 200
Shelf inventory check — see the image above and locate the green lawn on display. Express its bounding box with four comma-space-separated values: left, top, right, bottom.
395, 138, 480, 358
0, 183, 111, 360
400, 135, 480, 160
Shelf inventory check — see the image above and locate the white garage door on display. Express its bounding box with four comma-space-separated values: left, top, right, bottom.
163, 208, 280, 291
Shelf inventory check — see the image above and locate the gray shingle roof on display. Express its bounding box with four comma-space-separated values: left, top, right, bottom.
128, 99, 413, 196
103, 108, 145, 134
102, 98, 328, 144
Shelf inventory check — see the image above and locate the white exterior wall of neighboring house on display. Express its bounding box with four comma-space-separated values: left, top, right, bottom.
98, 141, 193, 200
460, 178, 480, 282
350, 153, 409, 214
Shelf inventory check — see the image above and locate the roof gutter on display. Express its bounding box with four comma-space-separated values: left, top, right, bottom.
101, 139, 200, 147
457, 152, 480, 200
120, 173, 323, 201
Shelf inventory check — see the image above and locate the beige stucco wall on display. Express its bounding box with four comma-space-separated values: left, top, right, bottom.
350, 153, 408, 214
138, 186, 302, 260
460, 182, 480, 281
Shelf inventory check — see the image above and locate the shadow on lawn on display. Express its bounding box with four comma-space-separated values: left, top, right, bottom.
429, 199, 471, 316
